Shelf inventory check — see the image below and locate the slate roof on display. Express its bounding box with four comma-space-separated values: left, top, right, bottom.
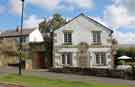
64, 13, 113, 33
0, 28, 35, 38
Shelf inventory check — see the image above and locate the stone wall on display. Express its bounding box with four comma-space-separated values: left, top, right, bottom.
49, 67, 134, 80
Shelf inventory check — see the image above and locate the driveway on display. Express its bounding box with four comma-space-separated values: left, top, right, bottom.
0, 67, 135, 86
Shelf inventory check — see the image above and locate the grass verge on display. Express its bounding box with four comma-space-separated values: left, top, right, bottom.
0, 74, 131, 87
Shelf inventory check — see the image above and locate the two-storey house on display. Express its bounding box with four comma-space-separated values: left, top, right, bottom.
0, 27, 44, 68
53, 13, 114, 68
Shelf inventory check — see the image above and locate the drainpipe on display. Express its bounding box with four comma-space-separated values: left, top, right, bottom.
50, 29, 54, 67
110, 32, 115, 69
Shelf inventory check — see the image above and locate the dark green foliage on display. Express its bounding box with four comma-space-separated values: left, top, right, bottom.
38, 13, 66, 67
116, 48, 135, 59
117, 60, 126, 65
116, 48, 126, 57
50, 13, 66, 30
39, 13, 66, 33
39, 18, 50, 33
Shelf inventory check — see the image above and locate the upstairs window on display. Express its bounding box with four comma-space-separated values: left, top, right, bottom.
18, 36, 28, 44
22, 36, 26, 43
64, 32, 72, 44
92, 31, 101, 44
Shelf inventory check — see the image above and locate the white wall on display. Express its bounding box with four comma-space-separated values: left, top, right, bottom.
53, 15, 113, 68
53, 47, 112, 68
54, 15, 112, 46
29, 27, 44, 42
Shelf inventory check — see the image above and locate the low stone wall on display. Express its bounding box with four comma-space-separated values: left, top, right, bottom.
49, 67, 134, 80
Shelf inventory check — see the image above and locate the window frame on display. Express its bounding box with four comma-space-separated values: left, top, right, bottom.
92, 31, 101, 45
95, 52, 106, 65
61, 52, 72, 66
63, 32, 72, 45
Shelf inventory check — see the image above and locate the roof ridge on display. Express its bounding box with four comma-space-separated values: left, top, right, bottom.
56, 13, 113, 33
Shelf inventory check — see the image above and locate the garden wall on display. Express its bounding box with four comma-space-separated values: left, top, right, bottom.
49, 67, 134, 80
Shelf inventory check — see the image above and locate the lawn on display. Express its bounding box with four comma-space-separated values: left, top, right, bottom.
0, 74, 131, 87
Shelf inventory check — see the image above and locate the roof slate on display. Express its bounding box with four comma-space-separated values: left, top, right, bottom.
62, 13, 113, 33
0, 28, 35, 38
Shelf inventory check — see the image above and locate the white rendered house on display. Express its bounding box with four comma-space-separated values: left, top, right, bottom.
0, 27, 44, 44
29, 27, 44, 43
53, 13, 114, 68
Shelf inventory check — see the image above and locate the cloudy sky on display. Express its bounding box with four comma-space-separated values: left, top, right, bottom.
0, 0, 135, 44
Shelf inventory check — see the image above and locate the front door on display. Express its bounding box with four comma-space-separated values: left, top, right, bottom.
37, 52, 45, 68
33, 52, 45, 69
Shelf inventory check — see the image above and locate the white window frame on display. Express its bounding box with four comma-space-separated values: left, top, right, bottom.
64, 32, 72, 44
95, 52, 106, 65
62, 52, 72, 66
92, 31, 101, 44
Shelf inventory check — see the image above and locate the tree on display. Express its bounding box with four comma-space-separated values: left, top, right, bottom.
39, 13, 66, 67
39, 18, 50, 33
50, 13, 66, 30
39, 13, 66, 33
126, 48, 135, 58
116, 47, 135, 59
116, 48, 126, 57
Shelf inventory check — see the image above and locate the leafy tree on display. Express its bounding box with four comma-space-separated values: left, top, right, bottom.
116, 47, 135, 59
50, 13, 66, 30
39, 13, 66, 33
39, 13, 66, 67
116, 48, 126, 57
39, 18, 50, 33
126, 48, 135, 58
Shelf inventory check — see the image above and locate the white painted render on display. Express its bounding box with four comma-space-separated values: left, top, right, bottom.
54, 16, 112, 47
29, 27, 44, 42
53, 14, 113, 68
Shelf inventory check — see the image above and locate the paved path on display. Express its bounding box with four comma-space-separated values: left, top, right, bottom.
0, 86, 5, 87
0, 67, 135, 87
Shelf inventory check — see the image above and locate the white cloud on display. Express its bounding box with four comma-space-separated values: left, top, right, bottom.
8, 0, 95, 15
24, 15, 43, 28
102, 0, 135, 44
65, 0, 94, 9
113, 31, 135, 44
27, 0, 60, 10
103, 0, 135, 29
90, 16, 135, 44
27, 0, 94, 11
9, 0, 22, 15
91, 16, 110, 28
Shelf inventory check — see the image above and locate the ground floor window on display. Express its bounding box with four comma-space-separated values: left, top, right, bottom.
62, 52, 72, 66
95, 52, 106, 65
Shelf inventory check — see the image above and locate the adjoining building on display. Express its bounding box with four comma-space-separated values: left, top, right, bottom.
0, 27, 46, 69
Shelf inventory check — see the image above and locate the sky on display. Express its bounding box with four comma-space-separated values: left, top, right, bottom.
0, 0, 135, 44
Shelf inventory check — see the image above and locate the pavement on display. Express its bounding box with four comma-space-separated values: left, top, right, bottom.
0, 67, 135, 87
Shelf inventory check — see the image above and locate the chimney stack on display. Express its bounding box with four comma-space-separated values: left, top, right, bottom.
16, 26, 20, 32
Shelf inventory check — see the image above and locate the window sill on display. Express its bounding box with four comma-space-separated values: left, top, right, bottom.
92, 43, 102, 45
94, 64, 107, 66
62, 64, 72, 67
63, 43, 72, 45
